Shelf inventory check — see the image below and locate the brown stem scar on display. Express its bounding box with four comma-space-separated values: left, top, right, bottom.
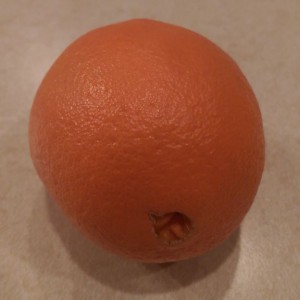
149, 212, 193, 246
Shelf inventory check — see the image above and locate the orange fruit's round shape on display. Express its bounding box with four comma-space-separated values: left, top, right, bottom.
29, 19, 264, 263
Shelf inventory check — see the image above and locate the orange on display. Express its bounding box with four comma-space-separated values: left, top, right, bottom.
29, 19, 264, 263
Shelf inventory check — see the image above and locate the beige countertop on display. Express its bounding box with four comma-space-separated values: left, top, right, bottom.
1, 1, 299, 299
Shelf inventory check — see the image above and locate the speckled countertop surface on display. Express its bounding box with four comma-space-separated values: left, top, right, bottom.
1, 1, 300, 299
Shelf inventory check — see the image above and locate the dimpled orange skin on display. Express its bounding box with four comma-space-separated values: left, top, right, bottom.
29, 19, 264, 263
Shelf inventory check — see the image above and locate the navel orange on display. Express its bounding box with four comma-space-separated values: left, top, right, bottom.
29, 19, 264, 263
